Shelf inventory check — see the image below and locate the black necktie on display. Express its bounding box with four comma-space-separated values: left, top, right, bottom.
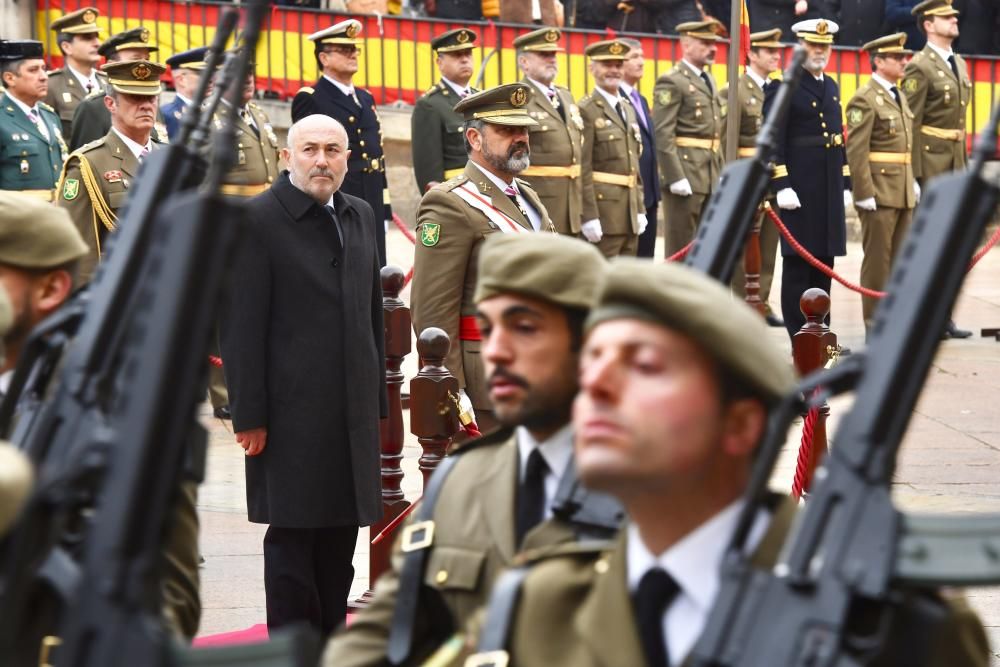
515, 448, 550, 546
700, 70, 713, 93
634, 568, 680, 667
615, 100, 627, 124
947, 54, 960, 81
241, 108, 260, 138
325, 204, 344, 247
890, 85, 901, 107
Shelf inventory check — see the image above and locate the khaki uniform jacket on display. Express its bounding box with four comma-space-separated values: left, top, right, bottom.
44, 68, 107, 138
410, 163, 554, 409
718, 72, 765, 159
578, 90, 643, 235
653, 63, 724, 194
518, 79, 585, 235
322, 430, 588, 666
57, 130, 157, 282
0, 94, 67, 194
411, 80, 476, 193
215, 102, 281, 195
846, 80, 916, 210
901, 46, 971, 181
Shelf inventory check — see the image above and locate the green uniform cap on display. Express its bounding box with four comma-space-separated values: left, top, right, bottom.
0, 40, 44, 62
454, 83, 537, 127
676, 19, 725, 41
308, 19, 363, 46
750, 28, 783, 48
432, 28, 477, 53
862, 32, 912, 55
584, 39, 630, 61
911, 0, 959, 17
50, 7, 102, 35
101, 59, 165, 96
99, 26, 157, 58
586, 259, 796, 401
513, 28, 565, 53
0, 191, 88, 269
475, 233, 606, 310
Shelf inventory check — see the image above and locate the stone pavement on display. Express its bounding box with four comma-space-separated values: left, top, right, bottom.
196, 226, 1000, 660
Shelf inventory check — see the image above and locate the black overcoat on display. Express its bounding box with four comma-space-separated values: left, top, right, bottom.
220, 171, 387, 528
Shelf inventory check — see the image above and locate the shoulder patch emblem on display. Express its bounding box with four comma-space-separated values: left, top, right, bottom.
658, 90, 671, 106
62, 178, 80, 200
902, 78, 918, 93
847, 107, 863, 126
420, 222, 441, 246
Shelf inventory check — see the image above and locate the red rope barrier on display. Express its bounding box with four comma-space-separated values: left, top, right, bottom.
666, 240, 694, 263
208, 355, 222, 367
392, 213, 417, 244
791, 394, 821, 499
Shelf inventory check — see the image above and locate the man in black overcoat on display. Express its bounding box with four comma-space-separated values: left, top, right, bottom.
764, 17, 852, 338
220, 113, 387, 635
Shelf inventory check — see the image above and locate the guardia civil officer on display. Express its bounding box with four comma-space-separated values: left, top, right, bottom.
292, 19, 390, 265
0, 40, 66, 199
411, 28, 478, 194
46, 6, 105, 138
409, 83, 555, 434
514, 27, 585, 237
161, 47, 208, 141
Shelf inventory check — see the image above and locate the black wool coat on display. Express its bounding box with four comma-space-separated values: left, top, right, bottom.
220, 171, 387, 528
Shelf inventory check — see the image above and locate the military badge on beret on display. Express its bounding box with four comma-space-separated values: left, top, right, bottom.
62, 178, 79, 200
420, 223, 441, 247
847, 107, 863, 125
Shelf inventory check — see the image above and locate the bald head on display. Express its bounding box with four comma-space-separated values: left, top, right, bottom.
282, 114, 351, 204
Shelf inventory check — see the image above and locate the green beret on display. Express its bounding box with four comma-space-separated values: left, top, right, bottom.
475, 233, 606, 311
586, 259, 795, 401
0, 192, 88, 269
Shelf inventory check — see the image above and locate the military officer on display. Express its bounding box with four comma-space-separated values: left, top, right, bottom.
292, 19, 391, 266
514, 27, 585, 237
57, 59, 166, 283
69, 26, 160, 151
0, 40, 67, 199
847, 33, 918, 335
410, 83, 555, 433
216, 61, 280, 198
323, 233, 621, 667
902, 0, 973, 339
161, 47, 208, 141
411, 28, 478, 194
653, 20, 725, 257
720, 28, 784, 327
46, 7, 105, 138
578, 40, 645, 258
462, 259, 989, 667
765, 18, 852, 339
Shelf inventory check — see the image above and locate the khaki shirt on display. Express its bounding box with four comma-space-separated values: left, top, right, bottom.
846, 80, 916, 210
45, 68, 107, 138
719, 72, 765, 158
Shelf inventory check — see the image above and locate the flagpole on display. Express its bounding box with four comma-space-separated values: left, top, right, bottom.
725, 0, 742, 163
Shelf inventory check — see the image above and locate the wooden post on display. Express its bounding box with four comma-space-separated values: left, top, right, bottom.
409, 327, 461, 487
742, 209, 766, 316
792, 288, 837, 492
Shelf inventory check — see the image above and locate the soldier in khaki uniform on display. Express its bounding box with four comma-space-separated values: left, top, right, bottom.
654, 20, 725, 256
57, 59, 166, 283
901, 0, 971, 339
46, 7, 105, 138
461, 259, 990, 667
514, 27, 585, 237
578, 40, 645, 258
410, 84, 555, 432
847, 34, 918, 335
720, 29, 784, 327
411, 28, 478, 193
324, 233, 620, 667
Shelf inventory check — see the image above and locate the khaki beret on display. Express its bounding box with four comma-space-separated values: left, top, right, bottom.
0, 443, 33, 538
475, 233, 606, 311
586, 259, 795, 401
0, 192, 88, 269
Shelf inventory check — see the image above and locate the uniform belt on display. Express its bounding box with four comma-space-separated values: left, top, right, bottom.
869, 151, 911, 164
791, 134, 844, 148
920, 125, 964, 142
459, 316, 482, 341
18, 189, 54, 201
519, 164, 581, 179
675, 136, 720, 151
736, 147, 757, 158
443, 167, 464, 179
220, 183, 270, 197
591, 171, 636, 187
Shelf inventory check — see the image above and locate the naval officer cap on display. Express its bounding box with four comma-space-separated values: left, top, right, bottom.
432, 28, 477, 53
792, 18, 839, 44
454, 83, 537, 127
50, 7, 102, 36
750, 28, 784, 48
0, 191, 88, 270
99, 26, 158, 58
584, 39, 631, 61
675, 19, 725, 41
513, 27, 565, 53
475, 234, 606, 311
308, 19, 363, 46
911, 0, 959, 17
166, 46, 209, 71
0, 40, 45, 62
862, 32, 912, 55
586, 259, 796, 402
101, 59, 165, 96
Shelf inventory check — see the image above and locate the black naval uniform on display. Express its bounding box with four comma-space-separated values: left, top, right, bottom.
291, 77, 390, 266
764, 72, 850, 338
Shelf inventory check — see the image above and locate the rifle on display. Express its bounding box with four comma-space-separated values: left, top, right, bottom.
689, 102, 1000, 667
684, 46, 807, 282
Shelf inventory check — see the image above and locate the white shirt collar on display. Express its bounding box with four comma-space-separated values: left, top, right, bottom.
111, 127, 152, 160
471, 160, 516, 191
870, 73, 897, 94
515, 423, 574, 520
324, 74, 355, 97
528, 78, 556, 100
746, 68, 767, 90
594, 85, 622, 109
175, 93, 193, 106
681, 59, 705, 78
67, 63, 99, 92
441, 76, 470, 96
926, 40, 954, 61
7, 92, 40, 119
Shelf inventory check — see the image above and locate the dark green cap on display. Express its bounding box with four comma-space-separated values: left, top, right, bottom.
454, 83, 537, 127
0, 191, 88, 270
432, 28, 477, 53
99, 26, 158, 58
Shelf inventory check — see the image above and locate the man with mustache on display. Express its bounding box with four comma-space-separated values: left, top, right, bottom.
57, 59, 166, 284
411, 83, 555, 434
324, 232, 622, 667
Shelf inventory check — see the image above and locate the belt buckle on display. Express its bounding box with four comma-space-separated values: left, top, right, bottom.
401, 520, 435, 552
465, 650, 510, 667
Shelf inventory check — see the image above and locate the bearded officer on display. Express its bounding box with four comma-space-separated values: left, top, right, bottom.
45, 6, 105, 138
161, 47, 208, 141
514, 27, 584, 238
412, 28, 478, 194
57, 59, 165, 284
410, 83, 555, 434
578, 40, 645, 258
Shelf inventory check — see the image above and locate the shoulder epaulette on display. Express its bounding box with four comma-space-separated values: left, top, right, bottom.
38, 101, 55, 112
515, 540, 611, 567
72, 136, 107, 156
47, 68, 64, 76
296, 86, 315, 96
440, 173, 470, 191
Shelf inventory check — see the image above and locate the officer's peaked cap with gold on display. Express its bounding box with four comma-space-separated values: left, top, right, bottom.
50, 7, 102, 35
454, 82, 537, 127
0, 40, 44, 62
308, 19, 363, 46
101, 59, 165, 95
0, 191, 88, 270
862, 32, 911, 55
433, 28, 477, 53
165, 46, 209, 71
792, 18, 839, 44
911, 0, 959, 17
99, 26, 157, 58
584, 39, 630, 61
676, 19, 725, 41
513, 27, 565, 53
750, 28, 783, 48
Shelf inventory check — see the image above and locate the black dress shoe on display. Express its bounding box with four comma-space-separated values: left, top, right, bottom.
765, 313, 784, 328
213, 405, 232, 419
945, 321, 973, 339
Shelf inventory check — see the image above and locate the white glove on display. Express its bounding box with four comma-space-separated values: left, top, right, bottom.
637, 213, 648, 235
385, 219, 391, 234
854, 196, 877, 211
843, 190, 853, 209
458, 389, 476, 425
581, 219, 603, 243
669, 178, 693, 197
914, 181, 921, 204
776, 187, 802, 210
